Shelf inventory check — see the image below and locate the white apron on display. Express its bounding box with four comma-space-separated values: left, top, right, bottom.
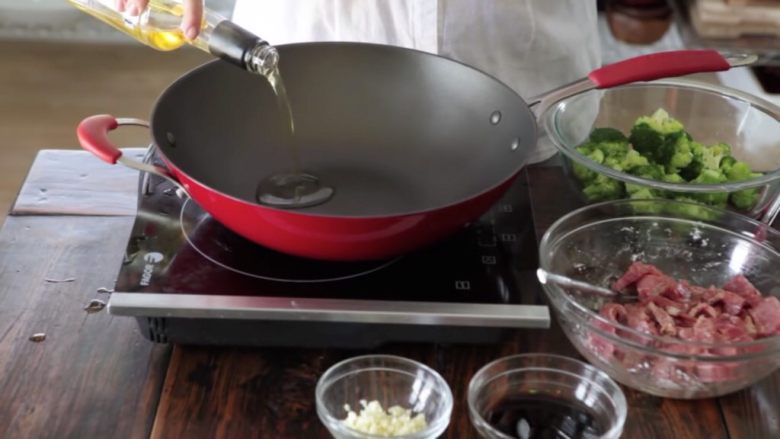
231, 0, 601, 163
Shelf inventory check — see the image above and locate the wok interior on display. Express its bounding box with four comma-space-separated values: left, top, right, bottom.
151, 43, 535, 216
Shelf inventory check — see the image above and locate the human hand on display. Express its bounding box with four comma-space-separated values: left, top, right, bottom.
116, 0, 204, 40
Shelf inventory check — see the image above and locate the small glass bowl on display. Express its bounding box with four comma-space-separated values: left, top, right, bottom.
315, 355, 453, 439
467, 354, 627, 439
541, 78, 780, 221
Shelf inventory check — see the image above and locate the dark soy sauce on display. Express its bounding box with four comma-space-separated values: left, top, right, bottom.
484, 395, 606, 439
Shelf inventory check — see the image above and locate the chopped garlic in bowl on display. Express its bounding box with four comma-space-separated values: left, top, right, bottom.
315, 355, 453, 439
341, 400, 427, 436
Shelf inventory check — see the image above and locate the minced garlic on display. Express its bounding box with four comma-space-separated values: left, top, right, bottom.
341, 399, 427, 436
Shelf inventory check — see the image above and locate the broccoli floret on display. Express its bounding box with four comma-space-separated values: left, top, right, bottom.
629, 111, 688, 165
690, 169, 729, 207
599, 141, 630, 158
666, 196, 720, 221
629, 109, 685, 162
582, 174, 624, 202
659, 173, 685, 198
662, 173, 685, 184
730, 189, 761, 211
679, 142, 731, 180
679, 147, 704, 181
572, 145, 605, 183
667, 133, 694, 172
631, 164, 666, 180
629, 188, 665, 214
625, 183, 650, 195
578, 146, 605, 164
629, 187, 658, 200
725, 161, 756, 182
720, 156, 737, 174
635, 108, 685, 135
622, 149, 650, 172
572, 162, 596, 183
700, 142, 731, 170
629, 123, 668, 162
600, 149, 648, 173
589, 127, 628, 144
724, 161, 763, 211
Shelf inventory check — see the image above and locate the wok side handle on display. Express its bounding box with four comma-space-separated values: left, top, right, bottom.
588, 50, 753, 89
76, 115, 187, 193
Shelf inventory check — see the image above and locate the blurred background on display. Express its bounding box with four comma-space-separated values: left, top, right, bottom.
1, 0, 780, 219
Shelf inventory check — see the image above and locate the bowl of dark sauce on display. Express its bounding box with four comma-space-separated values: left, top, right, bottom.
467, 354, 627, 439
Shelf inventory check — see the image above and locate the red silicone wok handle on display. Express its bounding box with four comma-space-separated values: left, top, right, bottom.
588, 50, 731, 89
77, 114, 122, 164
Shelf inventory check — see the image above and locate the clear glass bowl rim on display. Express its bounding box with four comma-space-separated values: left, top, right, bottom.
466, 353, 628, 439
541, 77, 780, 193
315, 354, 454, 439
538, 198, 780, 359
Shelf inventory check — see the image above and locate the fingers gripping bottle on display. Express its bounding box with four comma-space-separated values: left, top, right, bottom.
67, 0, 279, 75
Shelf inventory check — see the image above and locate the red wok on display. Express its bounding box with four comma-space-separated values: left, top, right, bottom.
78, 43, 746, 261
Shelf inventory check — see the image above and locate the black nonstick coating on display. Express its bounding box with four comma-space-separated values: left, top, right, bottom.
150, 42, 537, 217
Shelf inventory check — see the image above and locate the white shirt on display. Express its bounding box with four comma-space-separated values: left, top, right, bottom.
231, 0, 601, 163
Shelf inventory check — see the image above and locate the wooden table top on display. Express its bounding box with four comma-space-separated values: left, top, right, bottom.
0, 149, 777, 439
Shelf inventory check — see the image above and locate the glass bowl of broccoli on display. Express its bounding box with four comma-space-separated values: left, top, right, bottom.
541, 78, 780, 222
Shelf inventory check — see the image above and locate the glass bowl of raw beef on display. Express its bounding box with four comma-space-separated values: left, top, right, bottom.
538, 198, 780, 399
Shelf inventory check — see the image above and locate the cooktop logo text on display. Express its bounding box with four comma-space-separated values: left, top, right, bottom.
140, 252, 164, 286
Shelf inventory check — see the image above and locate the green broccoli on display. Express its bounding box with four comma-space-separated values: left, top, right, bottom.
622, 149, 650, 171
664, 174, 684, 183
582, 174, 624, 202
657, 173, 685, 198
730, 189, 761, 211
679, 143, 705, 181
630, 164, 665, 180
629, 187, 665, 214
720, 156, 737, 174
701, 142, 731, 170
572, 145, 605, 183
690, 169, 729, 207
635, 108, 685, 135
629, 109, 686, 163
573, 109, 762, 213
679, 142, 731, 181
599, 141, 630, 158
667, 133, 694, 172
629, 187, 659, 200
625, 183, 650, 195
589, 127, 628, 144
629, 124, 667, 162
724, 160, 763, 211
572, 162, 596, 183
666, 196, 720, 221
725, 161, 756, 181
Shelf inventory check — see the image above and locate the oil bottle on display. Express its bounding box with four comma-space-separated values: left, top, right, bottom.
69, 1, 335, 209
67, 0, 279, 75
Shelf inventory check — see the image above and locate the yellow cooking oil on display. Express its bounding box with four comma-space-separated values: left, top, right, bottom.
67, 0, 210, 52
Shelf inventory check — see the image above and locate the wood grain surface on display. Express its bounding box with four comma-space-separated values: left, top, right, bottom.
12, 149, 144, 217
0, 215, 168, 439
